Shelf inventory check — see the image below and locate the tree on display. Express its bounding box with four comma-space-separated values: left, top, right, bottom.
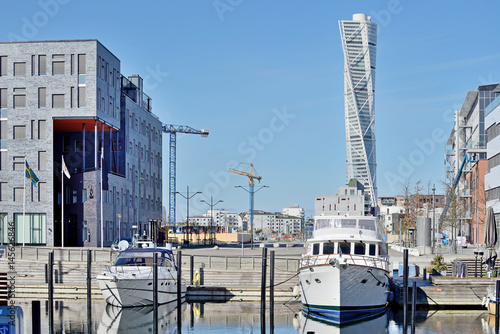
400, 179, 425, 247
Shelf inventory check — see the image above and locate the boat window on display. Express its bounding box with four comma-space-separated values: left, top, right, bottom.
338, 242, 350, 255
354, 243, 365, 255
315, 219, 331, 230
369, 244, 376, 256
341, 219, 357, 228
312, 243, 320, 255
323, 242, 334, 255
359, 219, 376, 231
379, 244, 388, 256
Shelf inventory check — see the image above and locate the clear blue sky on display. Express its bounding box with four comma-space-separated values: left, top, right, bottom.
3, 0, 500, 220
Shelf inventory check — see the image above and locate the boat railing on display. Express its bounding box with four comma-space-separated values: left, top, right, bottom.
300, 254, 389, 271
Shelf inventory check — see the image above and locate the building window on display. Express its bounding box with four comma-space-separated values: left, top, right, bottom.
38, 120, 46, 139
38, 151, 46, 170
0, 88, 6, 108
78, 87, 86, 107
14, 213, 46, 245
0, 56, 7, 76
78, 54, 86, 74
75, 140, 83, 152
13, 125, 26, 140
63, 136, 70, 152
0, 120, 6, 140
14, 187, 23, 202
13, 88, 26, 108
14, 62, 26, 76
0, 151, 6, 171
38, 87, 46, 108
0, 182, 6, 201
52, 94, 64, 108
52, 60, 64, 75
13, 156, 24, 171
38, 55, 46, 75
38, 182, 46, 202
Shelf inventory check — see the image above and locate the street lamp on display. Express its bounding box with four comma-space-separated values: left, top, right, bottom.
200, 196, 223, 245
117, 214, 123, 239
432, 185, 436, 252
174, 186, 201, 246
235, 185, 269, 251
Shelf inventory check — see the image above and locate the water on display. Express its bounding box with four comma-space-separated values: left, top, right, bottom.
4, 300, 499, 333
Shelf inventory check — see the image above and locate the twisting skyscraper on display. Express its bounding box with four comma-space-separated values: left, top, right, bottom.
339, 13, 377, 214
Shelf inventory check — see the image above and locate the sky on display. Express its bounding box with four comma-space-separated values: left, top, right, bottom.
2, 0, 500, 220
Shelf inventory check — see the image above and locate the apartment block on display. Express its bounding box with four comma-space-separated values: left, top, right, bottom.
0, 40, 162, 247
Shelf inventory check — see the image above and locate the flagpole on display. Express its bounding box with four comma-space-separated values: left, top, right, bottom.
61, 155, 64, 249
100, 150, 104, 249
23, 158, 26, 247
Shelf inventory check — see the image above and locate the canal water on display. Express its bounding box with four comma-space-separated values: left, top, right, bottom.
3, 300, 499, 333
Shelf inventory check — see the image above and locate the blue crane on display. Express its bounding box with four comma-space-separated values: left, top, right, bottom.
162, 125, 209, 231
438, 153, 472, 229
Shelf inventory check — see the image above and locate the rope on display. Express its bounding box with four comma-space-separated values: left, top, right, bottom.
266, 272, 299, 288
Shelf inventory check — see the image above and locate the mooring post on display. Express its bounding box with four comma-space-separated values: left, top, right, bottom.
87, 250, 92, 334
270, 250, 275, 334
261, 247, 267, 334
403, 249, 409, 328
32, 300, 41, 334
190, 255, 194, 285
153, 252, 158, 334
177, 251, 182, 303
496, 279, 500, 333
48, 251, 54, 334
411, 281, 416, 334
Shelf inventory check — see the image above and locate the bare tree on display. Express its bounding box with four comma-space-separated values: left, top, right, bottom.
400, 179, 425, 247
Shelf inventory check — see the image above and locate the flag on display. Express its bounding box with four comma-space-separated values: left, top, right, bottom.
62, 156, 71, 179
25, 161, 39, 187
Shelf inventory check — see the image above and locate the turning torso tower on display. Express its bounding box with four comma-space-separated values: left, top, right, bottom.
339, 13, 378, 214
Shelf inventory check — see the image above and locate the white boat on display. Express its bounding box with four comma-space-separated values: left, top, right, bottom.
298, 215, 390, 324
97, 248, 187, 307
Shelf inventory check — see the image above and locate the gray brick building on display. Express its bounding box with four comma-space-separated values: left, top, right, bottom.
0, 40, 162, 247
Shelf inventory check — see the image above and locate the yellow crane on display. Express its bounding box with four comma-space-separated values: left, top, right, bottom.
229, 163, 263, 249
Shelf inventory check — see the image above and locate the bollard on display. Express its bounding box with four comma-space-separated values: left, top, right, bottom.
270, 250, 275, 334
177, 251, 182, 303
261, 247, 267, 334
153, 252, 158, 334
423, 268, 426, 281
32, 300, 41, 334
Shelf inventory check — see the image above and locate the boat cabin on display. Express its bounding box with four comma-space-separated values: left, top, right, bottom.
307, 240, 388, 257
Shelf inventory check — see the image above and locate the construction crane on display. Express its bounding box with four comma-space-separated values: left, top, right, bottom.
162, 124, 209, 231
229, 163, 264, 249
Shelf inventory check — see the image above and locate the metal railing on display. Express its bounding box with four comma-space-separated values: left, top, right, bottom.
299, 253, 389, 271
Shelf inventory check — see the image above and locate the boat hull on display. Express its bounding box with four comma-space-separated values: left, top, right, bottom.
299, 259, 389, 324
97, 276, 186, 307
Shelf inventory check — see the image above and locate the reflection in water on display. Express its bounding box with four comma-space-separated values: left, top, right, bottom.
97, 301, 186, 334
9, 300, 499, 333
298, 310, 388, 334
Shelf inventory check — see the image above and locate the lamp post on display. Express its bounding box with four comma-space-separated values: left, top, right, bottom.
235, 185, 269, 251
200, 196, 223, 245
174, 186, 201, 246
432, 185, 436, 252
117, 214, 123, 239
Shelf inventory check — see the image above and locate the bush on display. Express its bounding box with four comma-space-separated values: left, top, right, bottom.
429, 255, 447, 273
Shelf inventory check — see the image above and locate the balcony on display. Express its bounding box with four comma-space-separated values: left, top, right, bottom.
467, 141, 487, 154
460, 189, 472, 198
460, 211, 472, 220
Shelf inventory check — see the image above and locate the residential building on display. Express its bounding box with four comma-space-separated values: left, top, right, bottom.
0, 40, 162, 247
188, 209, 238, 233
339, 13, 378, 214
240, 210, 302, 236
444, 84, 499, 245
315, 183, 365, 217
485, 94, 500, 220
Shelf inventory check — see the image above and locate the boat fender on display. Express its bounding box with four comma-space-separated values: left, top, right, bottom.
194, 271, 201, 287
293, 284, 300, 297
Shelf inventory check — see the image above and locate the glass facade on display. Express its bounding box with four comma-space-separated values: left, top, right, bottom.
13, 213, 46, 245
